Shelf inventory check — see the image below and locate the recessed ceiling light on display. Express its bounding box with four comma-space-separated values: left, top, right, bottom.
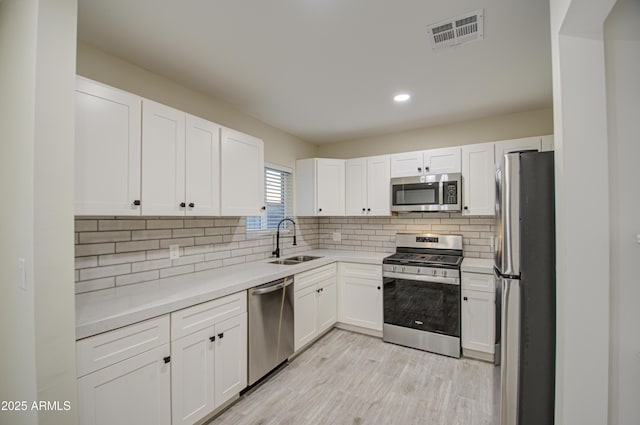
394, 93, 411, 102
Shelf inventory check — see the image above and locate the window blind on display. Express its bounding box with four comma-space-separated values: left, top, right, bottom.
247, 166, 293, 231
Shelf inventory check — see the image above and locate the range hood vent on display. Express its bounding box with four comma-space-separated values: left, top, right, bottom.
427, 9, 484, 50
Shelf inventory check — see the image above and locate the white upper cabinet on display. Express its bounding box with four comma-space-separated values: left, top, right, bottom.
141, 100, 186, 215
185, 115, 221, 216
461, 142, 495, 216
75, 76, 142, 215
142, 100, 222, 216
389, 151, 423, 177
345, 155, 391, 216
424, 147, 462, 175
390, 147, 461, 177
220, 127, 264, 216
296, 158, 345, 216
366, 155, 391, 215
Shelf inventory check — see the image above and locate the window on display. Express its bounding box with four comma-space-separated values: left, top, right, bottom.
247, 165, 293, 232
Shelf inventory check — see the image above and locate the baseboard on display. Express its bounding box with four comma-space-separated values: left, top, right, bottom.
462, 347, 494, 363
335, 322, 382, 338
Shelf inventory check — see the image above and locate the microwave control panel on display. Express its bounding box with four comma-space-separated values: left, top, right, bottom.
443, 181, 458, 204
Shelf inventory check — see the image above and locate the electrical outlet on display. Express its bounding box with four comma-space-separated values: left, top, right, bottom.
169, 244, 180, 260
332, 232, 341, 242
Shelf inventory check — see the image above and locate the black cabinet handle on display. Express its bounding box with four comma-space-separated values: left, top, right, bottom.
179, 202, 186, 208
163, 356, 171, 364
316, 288, 320, 293
218, 332, 224, 339
209, 336, 216, 342
133, 200, 141, 206
418, 167, 422, 172
261, 206, 266, 211
367, 208, 371, 212
319, 208, 322, 212
425, 166, 430, 172
377, 286, 381, 290
362, 208, 365, 212
464, 206, 469, 210
189, 202, 195, 208
463, 296, 468, 301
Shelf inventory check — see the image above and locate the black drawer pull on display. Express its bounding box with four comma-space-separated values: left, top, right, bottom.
218, 332, 224, 339
163, 356, 171, 364
209, 336, 216, 342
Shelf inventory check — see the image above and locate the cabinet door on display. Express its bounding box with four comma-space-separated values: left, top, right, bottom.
366, 155, 391, 216
424, 147, 461, 174
461, 289, 495, 354
294, 284, 319, 351
220, 128, 264, 216
390, 151, 423, 177
317, 278, 337, 333
345, 158, 367, 215
461, 142, 495, 216
141, 100, 186, 215
77, 344, 171, 425
171, 328, 215, 425
185, 115, 220, 216
494, 137, 541, 169
214, 313, 247, 407
338, 264, 383, 332
316, 159, 345, 216
75, 77, 141, 215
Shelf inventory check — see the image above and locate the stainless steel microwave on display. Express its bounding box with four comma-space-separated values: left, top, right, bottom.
390, 173, 462, 212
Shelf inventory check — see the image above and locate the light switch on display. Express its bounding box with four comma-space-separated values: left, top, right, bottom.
18, 258, 26, 290
169, 244, 180, 259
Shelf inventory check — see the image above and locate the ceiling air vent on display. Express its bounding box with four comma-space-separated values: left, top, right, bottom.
427, 9, 484, 50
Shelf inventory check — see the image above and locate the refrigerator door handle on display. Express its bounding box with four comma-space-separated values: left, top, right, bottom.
500, 153, 521, 277
500, 277, 521, 425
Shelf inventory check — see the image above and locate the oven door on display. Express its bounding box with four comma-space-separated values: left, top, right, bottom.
383, 274, 460, 338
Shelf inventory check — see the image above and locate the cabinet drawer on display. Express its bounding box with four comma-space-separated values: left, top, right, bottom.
76, 315, 169, 377
462, 272, 496, 293
339, 262, 382, 280
295, 263, 336, 291
171, 291, 246, 340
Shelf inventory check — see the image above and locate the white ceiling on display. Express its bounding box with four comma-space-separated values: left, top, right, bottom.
77, 0, 552, 144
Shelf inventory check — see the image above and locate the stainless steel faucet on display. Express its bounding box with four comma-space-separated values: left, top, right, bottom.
272, 218, 297, 258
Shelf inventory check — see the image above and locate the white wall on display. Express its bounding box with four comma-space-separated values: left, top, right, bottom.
550, 0, 616, 423
76, 42, 318, 170
604, 0, 640, 423
0, 1, 78, 424
317, 108, 553, 158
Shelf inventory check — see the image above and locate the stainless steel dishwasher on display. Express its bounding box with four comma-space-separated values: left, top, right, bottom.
248, 276, 294, 386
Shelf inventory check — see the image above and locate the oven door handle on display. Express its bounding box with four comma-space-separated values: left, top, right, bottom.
383, 271, 460, 285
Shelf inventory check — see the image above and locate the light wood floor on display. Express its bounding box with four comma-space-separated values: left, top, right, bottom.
208, 329, 499, 425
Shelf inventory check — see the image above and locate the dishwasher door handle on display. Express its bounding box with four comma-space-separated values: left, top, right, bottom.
251, 277, 293, 296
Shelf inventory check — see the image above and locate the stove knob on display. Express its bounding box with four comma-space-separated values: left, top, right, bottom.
416, 268, 421, 274
432, 269, 437, 276
401, 266, 406, 273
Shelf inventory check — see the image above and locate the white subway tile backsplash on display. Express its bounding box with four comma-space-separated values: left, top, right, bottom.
79, 263, 131, 280
76, 243, 115, 257
116, 270, 159, 286
75, 213, 492, 294
132, 229, 172, 240
98, 220, 146, 231
79, 231, 131, 244
116, 240, 160, 253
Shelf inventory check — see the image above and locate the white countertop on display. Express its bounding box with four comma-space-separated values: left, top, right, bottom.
461, 257, 495, 274
75, 249, 388, 340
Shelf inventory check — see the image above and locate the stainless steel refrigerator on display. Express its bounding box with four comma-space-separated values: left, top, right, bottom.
495, 151, 556, 425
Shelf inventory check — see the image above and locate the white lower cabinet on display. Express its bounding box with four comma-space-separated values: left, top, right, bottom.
337, 262, 383, 332
294, 264, 337, 351
171, 292, 247, 425
76, 316, 171, 425
461, 271, 496, 358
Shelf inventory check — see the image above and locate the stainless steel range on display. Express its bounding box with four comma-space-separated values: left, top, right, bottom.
382, 233, 463, 358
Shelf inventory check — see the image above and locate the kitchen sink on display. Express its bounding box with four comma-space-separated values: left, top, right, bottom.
269, 255, 322, 265
269, 259, 301, 265
284, 255, 321, 262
